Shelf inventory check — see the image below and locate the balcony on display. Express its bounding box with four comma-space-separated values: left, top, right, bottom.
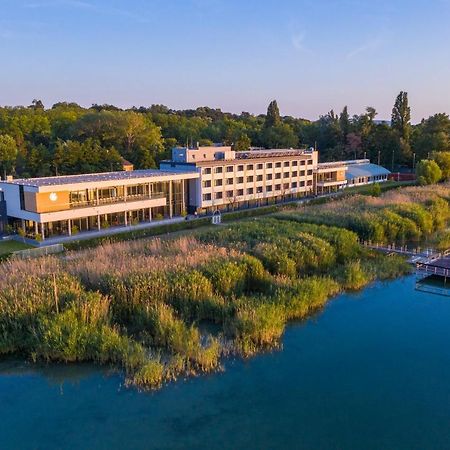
70, 192, 166, 209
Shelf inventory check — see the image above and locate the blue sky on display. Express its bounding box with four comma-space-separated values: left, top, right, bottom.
1, 0, 449, 121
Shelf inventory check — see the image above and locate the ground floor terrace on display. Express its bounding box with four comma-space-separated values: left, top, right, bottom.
13, 205, 175, 240
198, 189, 313, 215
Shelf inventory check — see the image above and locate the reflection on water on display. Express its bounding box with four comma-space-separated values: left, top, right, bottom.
1, 276, 450, 450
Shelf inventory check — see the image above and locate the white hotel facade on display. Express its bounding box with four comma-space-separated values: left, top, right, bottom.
0, 145, 389, 239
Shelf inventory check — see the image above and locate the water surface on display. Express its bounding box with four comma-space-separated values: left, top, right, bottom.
1, 276, 450, 449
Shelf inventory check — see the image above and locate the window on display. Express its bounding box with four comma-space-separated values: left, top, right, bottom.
266, 174, 273, 180
292, 171, 298, 177
203, 193, 212, 201
237, 189, 244, 196
256, 175, 263, 182
237, 177, 244, 184
237, 165, 244, 171
307, 169, 313, 176
215, 167, 223, 174
266, 163, 273, 169
215, 179, 223, 186
246, 164, 254, 170
292, 161, 298, 166
307, 159, 313, 165
283, 172, 290, 178
215, 192, 223, 199
275, 173, 281, 179
247, 176, 254, 182
247, 187, 254, 195
203, 167, 212, 174
257, 186, 263, 193
283, 183, 290, 190
300, 181, 305, 187
226, 166, 234, 172
292, 182, 298, 188
226, 190, 234, 198
226, 178, 234, 185
202, 180, 211, 188
300, 170, 305, 176
300, 160, 306, 166
266, 185, 273, 192
284, 161, 290, 167
275, 184, 281, 191
257, 163, 263, 170
307, 180, 313, 186
275, 162, 282, 168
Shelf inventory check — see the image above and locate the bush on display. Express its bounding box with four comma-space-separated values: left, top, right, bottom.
416, 159, 442, 185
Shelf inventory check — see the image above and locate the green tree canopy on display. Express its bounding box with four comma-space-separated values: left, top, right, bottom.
0, 134, 18, 179
416, 159, 442, 185
265, 100, 281, 128
392, 91, 411, 142
431, 151, 450, 180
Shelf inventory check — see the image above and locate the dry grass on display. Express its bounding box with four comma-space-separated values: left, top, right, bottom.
1, 236, 240, 289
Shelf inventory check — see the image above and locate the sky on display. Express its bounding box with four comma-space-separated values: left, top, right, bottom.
1, 0, 450, 122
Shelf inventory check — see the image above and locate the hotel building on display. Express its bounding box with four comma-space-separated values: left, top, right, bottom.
161, 146, 318, 214
0, 146, 389, 240
0, 170, 198, 239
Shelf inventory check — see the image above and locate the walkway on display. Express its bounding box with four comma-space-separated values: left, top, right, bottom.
33, 217, 187, 246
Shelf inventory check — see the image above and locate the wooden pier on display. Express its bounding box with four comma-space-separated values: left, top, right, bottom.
362, 241, 450, 296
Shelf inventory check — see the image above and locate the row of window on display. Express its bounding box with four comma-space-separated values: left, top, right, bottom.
202, 160, 313, 175
202, 170, 313, 188
202, 180, 313, 201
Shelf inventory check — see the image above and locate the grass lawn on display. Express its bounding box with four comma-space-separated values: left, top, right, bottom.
0, 240, 33, 256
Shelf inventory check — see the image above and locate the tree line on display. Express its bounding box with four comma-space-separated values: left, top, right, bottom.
0, 92, 449, 179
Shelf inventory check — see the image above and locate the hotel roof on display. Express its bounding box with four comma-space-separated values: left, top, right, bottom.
346, 163, 391, 179
235, 148, 313, 159
2, 169, 196, 188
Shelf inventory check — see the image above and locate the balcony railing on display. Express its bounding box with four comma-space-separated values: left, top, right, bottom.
70, 192, 166, 209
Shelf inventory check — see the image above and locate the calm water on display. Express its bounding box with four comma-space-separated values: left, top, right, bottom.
1, 275, 450, 450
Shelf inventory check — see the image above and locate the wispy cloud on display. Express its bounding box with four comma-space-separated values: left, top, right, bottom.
346, 34, 385, 59
290, 28, 314, 55
291, 31, 306, 51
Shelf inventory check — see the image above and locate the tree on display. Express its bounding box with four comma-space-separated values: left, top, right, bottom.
392, 91, 411, 142
0, 134, 18, 179
416, 159, 442, 185
339, 106, 350, 144
265, 100, 281, 128
233, 134, 251, 151
30, 99, 45, 110
261, 123, 298, 149
431, 151, 450, 180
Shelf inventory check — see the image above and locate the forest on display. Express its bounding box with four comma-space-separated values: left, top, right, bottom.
0, 92, 449, 179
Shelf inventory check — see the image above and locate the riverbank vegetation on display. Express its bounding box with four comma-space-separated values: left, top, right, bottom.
275, 184, 450, 245
0, 211, 412, 390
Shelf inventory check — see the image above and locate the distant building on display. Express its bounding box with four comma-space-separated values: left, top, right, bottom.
121, 158, 134, 172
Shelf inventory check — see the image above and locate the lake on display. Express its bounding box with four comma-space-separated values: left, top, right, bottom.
1, 275, 450, 450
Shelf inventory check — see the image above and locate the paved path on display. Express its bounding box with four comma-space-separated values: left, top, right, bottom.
36, 217, 187, 246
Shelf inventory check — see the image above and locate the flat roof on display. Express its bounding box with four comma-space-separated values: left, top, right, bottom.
236, 149, 313, 159
2, 169, 196, 188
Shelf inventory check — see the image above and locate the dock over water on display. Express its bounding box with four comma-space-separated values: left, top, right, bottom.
416, 251, 450, 296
